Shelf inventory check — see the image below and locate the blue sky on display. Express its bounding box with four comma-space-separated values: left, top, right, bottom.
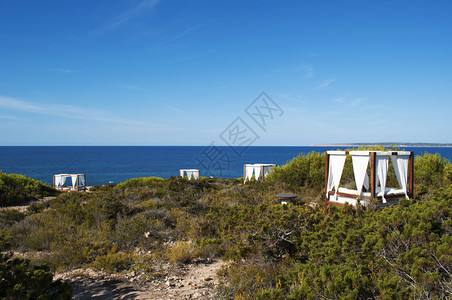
0, 0, 451, 146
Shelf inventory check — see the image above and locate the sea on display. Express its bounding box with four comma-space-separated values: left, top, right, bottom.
0, 146, 451, 186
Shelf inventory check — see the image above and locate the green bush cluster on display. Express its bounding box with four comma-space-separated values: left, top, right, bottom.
267, 151, 325, 193
0, 253, 72, 299
0, 171, 58, 206
0, 150, 450, 298
415, 152, 452, 197
217, 187, 451, 298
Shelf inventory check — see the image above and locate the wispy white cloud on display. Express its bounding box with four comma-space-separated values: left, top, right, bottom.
317, 79, 336, 89
161, 25, 200, 45
0, 96, 45, 112
95, 0, 160, 34
349, 97, 366, 108
0, 95, 151, 126
331, 95, 366, 108
300, 63, 314, 78
165, 105, 185, 114
0, 115, 24, 121
159, 20, 216, 46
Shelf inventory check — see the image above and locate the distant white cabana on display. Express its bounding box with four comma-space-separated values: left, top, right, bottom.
53, 174, 86, 192
180, 169, 200, 180
243, 164, 276, 183
325, 151, 414, 211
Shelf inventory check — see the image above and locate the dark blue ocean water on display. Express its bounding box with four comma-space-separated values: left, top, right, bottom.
0, 146, 451, 186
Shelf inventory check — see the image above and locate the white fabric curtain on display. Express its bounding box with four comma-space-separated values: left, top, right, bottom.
254, 165, 262, 181
391, 155, 409, 199
327, 154, 347, 198
187, 171, 194, 180
55, 175, 61, 187
263, 165, 274, 178
179, 170, 185, 177
352, 155, 370, 197
60, 176, 67, 186
363, 172, 370, 191
79, 175, 85, 187
71, 174, 78, 188
245, 165, 254, 182
193, 171, 200, 180
376, 155, 389, 203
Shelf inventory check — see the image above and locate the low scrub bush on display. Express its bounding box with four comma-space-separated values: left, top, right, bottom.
0, 253, 72, 299
267, 151, 325, 192
166, 241, 197, 265
90, 251, 133, 272
0, 171, 57, 206
415, 152, 452, 197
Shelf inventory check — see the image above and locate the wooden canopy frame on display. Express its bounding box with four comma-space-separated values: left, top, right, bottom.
324, 151, 414, 212
243, 164, 276, 183
53, 174, 86, 192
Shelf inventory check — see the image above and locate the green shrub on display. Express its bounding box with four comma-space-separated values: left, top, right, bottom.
166, 241, 197, 264
0, 172, 58, 206
415, 152, 452, 197
218, 259, 291, 299
90, 251, 132, 272
0, 253, 72, 299
50, 239, 118, 269
267, 151, 325, 192
115, 176, 166, 190
0, 209, 25, 229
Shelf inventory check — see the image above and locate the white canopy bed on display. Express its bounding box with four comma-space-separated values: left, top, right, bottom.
179, 169, 200, 180
53, 174, 86, 192
325, 151, 414, 210
243, 164, 276, 183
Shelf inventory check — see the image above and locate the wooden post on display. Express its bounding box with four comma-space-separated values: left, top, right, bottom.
243, 165, 246, 183
324, 152, 330, 214
370, 152, 376, 198
409, 151, 414, 198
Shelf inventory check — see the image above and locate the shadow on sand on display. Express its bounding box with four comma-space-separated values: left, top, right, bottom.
72, 279, 142, 300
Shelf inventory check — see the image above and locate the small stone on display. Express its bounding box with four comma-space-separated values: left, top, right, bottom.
204, 277, 213, 281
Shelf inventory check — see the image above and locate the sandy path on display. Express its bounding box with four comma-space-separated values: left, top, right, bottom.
0, 196, 57, 213
56, 259, 226, 299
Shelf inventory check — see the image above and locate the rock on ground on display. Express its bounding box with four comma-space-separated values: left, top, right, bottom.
55, 259, 226, 299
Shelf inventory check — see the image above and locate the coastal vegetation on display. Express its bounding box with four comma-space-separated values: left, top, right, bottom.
0, 149, 450, 299
0, 171, 58, 206
0, 253, 72, 299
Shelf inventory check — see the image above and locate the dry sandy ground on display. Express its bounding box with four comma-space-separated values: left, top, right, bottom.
55, 259, 226, 299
